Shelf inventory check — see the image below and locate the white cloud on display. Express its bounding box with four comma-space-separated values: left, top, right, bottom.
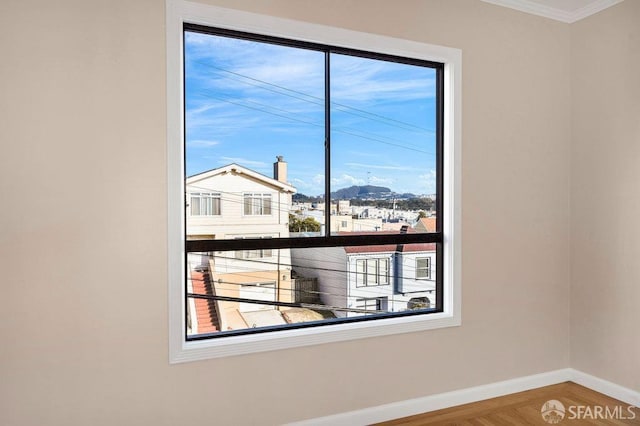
369, 176, 393, 186
185, 99, 262, 135
331, 174, 365, 186
330, 54, 435, 103
187, 139, 220, 148
186, 31, 324, 101
219, 157, 268, 168
290, 178, 318, 192
418, 169, 437, 193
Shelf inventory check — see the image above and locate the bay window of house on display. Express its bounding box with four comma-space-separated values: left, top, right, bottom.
168, 2, 460, 361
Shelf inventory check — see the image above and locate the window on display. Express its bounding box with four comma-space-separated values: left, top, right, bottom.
356, 258, 390, 287
184, 23, 442, 335
236, 248, 273, 259
168, 2, 460, 361
189, 192, 220, 216
243, 193, 272, 216
355, 297, 385, 314
234, 236, 273, 259
416, 257, 431, 279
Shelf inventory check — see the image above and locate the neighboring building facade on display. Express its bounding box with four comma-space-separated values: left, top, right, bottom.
292, 210, 383, 235
185, 157, 296, 334
291, 236, 436, 317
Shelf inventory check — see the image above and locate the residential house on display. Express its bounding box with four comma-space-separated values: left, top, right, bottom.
293, 210, 383, 234
292, 232, 436, 317
185, 157, 296, 333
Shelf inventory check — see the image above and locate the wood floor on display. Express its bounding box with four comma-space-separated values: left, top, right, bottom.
375, 382, 639, 425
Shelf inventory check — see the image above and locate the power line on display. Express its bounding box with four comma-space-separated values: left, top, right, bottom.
187, 292, 395, 315
193, 91, 435, 155
184, 184, 423, 229
191, 86, 432, 153
191, 60, 435, 134
187, 270, 435, 313
186, 250, 436, 297
188, 272, 434, 301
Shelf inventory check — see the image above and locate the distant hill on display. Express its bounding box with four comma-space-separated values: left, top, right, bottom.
293, 193, 322, 203
294, 185, 419, 202
331, 185, 391, 199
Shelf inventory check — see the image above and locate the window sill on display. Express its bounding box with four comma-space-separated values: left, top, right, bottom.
170, 310, 460, 362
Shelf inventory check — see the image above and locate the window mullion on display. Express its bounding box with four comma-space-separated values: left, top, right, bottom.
324, 50, 331, 237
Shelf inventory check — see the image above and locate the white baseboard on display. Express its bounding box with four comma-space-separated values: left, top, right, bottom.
568, 368, 640, 408
288, 368, 639, 426
288, 369, 572, 425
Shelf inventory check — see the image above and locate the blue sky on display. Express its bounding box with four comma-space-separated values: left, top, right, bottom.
185, 31, 437, 196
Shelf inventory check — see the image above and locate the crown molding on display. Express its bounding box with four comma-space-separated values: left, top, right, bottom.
571, 0, 624, 22
479, 0, 624, 23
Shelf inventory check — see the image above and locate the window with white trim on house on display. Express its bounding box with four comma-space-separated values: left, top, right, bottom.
168, 2, 460, 360
189, 192, 221, 216
355, 258, 390, 287
234, 236, 273, 259
243, 193, 272, 216
416, 257, 431, 279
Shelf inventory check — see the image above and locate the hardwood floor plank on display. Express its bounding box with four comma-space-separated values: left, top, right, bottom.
374, 382, 640, 425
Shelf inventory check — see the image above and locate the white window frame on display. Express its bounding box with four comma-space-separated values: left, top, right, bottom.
416, 257, 432, 280
355, 297, 383, 314
355, 258, 391, 287
167, 0, 462, 362
233, 235, 274, 259
189, 192, 221, 216
242, 192, 272, 216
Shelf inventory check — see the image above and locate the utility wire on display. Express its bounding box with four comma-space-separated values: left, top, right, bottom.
185, 184, 427, 222
191, 60, 435, 134
194, 92, 434, 155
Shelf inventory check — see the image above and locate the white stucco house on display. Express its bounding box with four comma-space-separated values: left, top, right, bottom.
185, 157, 297, 333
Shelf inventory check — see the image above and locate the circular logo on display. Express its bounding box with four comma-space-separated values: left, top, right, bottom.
541, 400, 566, 424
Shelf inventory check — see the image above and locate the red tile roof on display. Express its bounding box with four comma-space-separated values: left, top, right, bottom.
338, 230, 436, 253
417, 217, 437, 232
344, 243, 436, 254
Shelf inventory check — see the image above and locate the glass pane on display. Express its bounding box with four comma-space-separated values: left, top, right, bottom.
186, 243, 438, 337
184, 31, 326, 239
379, 259, 389, 285
190, 196, 200, 215
330, 53, 437, 235
263, 195, 272, 215
367, 260, 377, 285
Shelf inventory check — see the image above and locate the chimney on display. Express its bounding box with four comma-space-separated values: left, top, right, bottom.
274, 155, 287, 183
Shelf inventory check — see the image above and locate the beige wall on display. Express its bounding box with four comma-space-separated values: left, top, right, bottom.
570, 1, 640, 392
1, 0, 576, 424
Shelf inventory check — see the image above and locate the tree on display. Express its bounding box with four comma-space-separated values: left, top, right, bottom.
417, 211, 428, 219
289, 214, 321, 232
